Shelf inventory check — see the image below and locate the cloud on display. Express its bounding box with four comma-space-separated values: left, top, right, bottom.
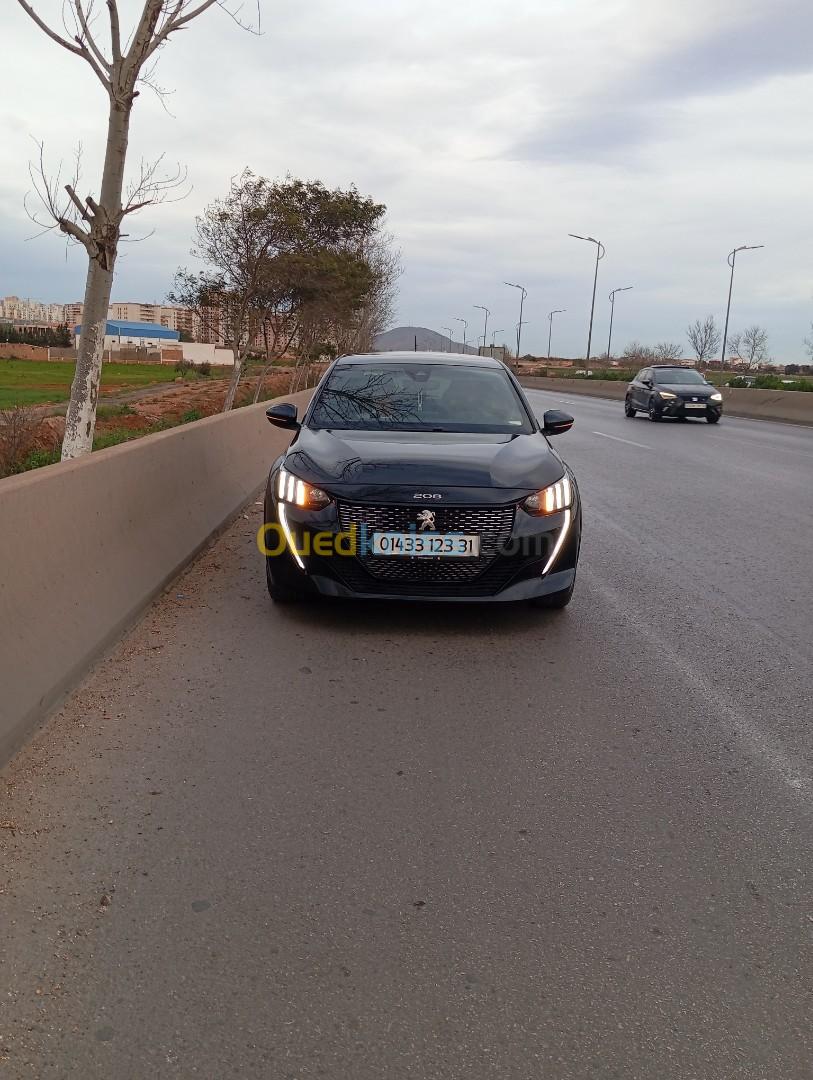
514, 0, 813, 161
1, 0, 811, 360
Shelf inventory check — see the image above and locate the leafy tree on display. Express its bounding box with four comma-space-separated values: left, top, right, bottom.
0, 322, 71, 347
170, 171, 279, 411
172, 174, 395, 408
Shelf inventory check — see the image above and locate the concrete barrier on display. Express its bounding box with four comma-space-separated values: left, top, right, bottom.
0, 391, 311, 765
521, 377, 813, 425
521, 377, 628, 400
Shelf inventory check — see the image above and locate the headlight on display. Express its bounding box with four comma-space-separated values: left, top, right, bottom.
658, 391, 677, 399
276, 467, 331, 510
522, 475, 572, 516
710, 392, 723, 402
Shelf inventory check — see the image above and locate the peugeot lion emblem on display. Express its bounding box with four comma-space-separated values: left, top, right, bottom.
417, 509, 436, 531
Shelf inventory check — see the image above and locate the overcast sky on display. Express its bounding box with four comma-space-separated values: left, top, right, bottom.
2, 0, 812, 360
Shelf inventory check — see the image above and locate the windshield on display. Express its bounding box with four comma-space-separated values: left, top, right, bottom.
652, 368, 707, 385
308, 362, 534, 434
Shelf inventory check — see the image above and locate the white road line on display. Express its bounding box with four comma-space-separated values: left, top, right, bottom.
592, 430, 651, 450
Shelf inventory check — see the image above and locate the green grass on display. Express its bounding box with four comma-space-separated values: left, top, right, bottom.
92, 419, 172, 451
0, 359, 180, 408
95, 403, 137, 420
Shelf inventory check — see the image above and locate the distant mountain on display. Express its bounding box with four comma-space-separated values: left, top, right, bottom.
373, 326, 477, 354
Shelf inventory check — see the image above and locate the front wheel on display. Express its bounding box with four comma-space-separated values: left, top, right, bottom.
529, 581, 575, 610
648, 399, 662, 422
706, 414, 721, 424
624, 399, 636, 417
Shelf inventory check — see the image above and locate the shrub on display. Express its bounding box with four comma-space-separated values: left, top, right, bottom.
0, 405, 40, 477
753, 374, 784, 390
198, 362, 211, 376
21, 447, 60, 471
174, 358, 194, 374
181, 409, 202, 423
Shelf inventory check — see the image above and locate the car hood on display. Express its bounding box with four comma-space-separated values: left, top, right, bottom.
283, 427, 565, 490
658, 383, 716, 397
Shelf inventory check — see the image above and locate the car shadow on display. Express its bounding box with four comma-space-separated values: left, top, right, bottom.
268, 592, 567, 638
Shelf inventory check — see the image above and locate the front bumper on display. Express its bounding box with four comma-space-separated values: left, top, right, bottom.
263, 486, 581, 602
658, 398, 723, 419
307, 565, 576, 603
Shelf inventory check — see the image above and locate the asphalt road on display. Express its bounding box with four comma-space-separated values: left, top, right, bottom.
2, 391, 812, 1079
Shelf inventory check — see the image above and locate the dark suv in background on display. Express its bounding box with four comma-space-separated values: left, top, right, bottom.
625, 366, 723, 423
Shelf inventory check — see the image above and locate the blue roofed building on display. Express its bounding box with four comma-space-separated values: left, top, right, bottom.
74, 320, 181, 349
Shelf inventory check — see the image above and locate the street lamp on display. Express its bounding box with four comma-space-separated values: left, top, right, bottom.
441, 326, 454, 353
490, 328, 505, 359
607, 286, 632, 359
453, 316, 468, 353
474, 304, 490, 357
720, 245, 764, 369
505, 282, 527, 364
569, 234, 605, 363
546, 309, 566, 360
515, 320, 528, 364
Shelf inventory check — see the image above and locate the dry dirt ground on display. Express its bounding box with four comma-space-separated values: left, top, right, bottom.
30, 372, 299, 455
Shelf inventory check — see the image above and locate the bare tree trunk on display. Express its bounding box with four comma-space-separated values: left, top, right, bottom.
61, 98, 131, 458
223, 348, 244, 411
252, 322, 272, 404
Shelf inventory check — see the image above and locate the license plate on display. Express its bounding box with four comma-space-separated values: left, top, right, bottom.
372, 532, 480, 557
684, 403, 706, 409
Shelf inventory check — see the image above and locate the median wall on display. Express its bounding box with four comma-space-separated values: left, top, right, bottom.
520, 377, 813, 425
0, 390, 311, 765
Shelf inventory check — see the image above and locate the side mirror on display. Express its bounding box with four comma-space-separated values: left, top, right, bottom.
266, 402, 300, 430
542, 409, 574, 436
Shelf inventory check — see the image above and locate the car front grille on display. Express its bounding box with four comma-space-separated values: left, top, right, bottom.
336, 501, 516, 585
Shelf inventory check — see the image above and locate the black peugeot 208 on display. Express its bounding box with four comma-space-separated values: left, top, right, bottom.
261, 351, 581, 609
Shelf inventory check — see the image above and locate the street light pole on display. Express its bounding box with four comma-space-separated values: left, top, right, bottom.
490, 329, 505, 359
720, 245, 764, 370
569, 234, 605, 364
505, 282, 527, 365
474, 305, 490, 357
607, 286, 633, 359
442, 326, 454, 353
515, 320, 528, 365
453, 317, 468, 353
546, 309, 565, 360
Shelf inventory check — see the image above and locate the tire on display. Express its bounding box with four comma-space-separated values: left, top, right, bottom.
530, 580, 575, 610
266, 556, 308, 603
624, 399, 636, 417
648, 399, 662, 422
706, 414, 720, 424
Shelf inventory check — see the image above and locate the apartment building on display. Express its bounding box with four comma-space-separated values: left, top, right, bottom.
5, 295, 231, 345
0, 296, 66, 324
63, 302, 84, 328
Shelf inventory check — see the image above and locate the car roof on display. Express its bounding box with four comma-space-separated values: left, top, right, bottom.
650, 364, 698, 370
336, 350, 505, 368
